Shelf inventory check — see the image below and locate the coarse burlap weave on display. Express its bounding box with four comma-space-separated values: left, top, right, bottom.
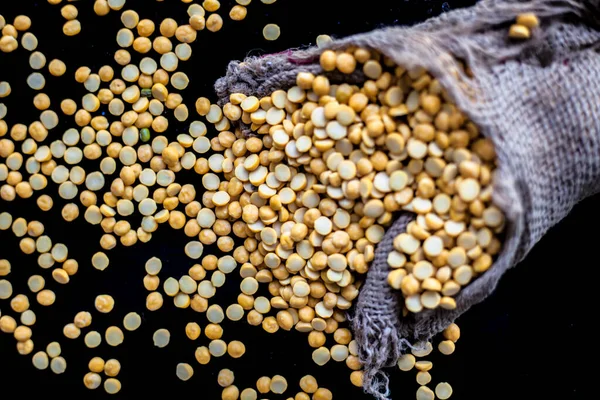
215, 0, 600, 397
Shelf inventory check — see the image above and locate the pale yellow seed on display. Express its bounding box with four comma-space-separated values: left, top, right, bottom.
417, 371, 432, 386
398, 354, 416, 371
153, 328, 171, 348
84, 331, 102, 348
21, 33, 38, 51
457, 178, 480, 202
312, 347, 331, 366
164, 277, 179, 296
387, 269, 406, 290
0, 279, 12, 299
46, 341, 61, 358
209, 339, 227, 356
435, 382, 453, 399
32, 351, 49, 370
240, 277, 259, 295
121, 10, 140, 29
413, 261, 434, 280
330, 344, 349, 362
176, 363, 194, 381
240, 388, 257, 400
50, 357, 67, 374
263, 24, 280, 41
185, 241, 204, 259
423, 235, 443, 257
207, 304, 224, 324
226, 304, 244, 321
454, 265, 473, 285
405, 294, 423, 313
316, 34, 332, 48
438, 340, 455, 355
123, 312, 142, 331
270, 375, 288, 394
92, 252, 109, 271
104, 378, 121, 394
21, 310, 36, 326
105, 326, 124, 346
416, 386, 435, 400
421, 291, 441, 309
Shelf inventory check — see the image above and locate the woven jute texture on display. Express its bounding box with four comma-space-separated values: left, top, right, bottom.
215, 0, 600, 397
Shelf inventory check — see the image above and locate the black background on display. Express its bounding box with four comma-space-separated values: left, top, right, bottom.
0, 1, 586, 399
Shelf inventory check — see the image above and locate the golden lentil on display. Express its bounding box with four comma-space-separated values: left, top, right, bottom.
95, 294, 115, 313
84, 372, 102, 390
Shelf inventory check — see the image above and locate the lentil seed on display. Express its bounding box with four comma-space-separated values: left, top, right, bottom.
123, 312, 142, 331
32, 351, 49, 370
104, 378, 121, 394
435, 382, 453, 399
84, 372, 102, 390
263, 24, 280, 41
153, 328, 170, 348
50, 357, 67, 374
85, 331, 102, 348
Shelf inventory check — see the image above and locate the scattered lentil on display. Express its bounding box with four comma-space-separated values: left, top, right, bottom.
176, 363, 194, 381
153, 328, 170, 348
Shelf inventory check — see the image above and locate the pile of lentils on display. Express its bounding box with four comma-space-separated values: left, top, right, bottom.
0, 1, 513, 399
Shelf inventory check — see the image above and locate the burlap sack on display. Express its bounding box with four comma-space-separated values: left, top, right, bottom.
215, 0, 600, 397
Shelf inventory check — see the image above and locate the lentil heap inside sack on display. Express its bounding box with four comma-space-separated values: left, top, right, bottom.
214, 41, 504, 400
223, 47, 505, 324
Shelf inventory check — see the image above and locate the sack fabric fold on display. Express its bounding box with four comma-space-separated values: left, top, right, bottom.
215, 0, 600, 397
